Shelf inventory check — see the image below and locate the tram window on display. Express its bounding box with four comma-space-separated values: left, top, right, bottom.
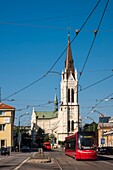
65, 136, 76, 150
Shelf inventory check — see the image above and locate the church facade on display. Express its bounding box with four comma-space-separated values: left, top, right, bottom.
31, 34, 80, 144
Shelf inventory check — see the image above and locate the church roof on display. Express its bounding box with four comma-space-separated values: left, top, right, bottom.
35, 111, 58, 119
65, 34, 75, 79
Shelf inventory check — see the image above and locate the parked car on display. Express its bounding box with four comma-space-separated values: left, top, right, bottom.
53, 143, 58, 149
97, 147, 113, 155
20, 146, 30, 152
1, 147, 10, 156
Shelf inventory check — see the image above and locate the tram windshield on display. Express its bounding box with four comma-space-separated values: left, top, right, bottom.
78, 134, 96, 150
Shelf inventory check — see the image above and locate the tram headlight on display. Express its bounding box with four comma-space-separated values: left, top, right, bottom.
78, 150, 82, 153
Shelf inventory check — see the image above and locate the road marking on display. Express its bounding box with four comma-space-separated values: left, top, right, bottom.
13, 157, 30, 170
54, 159, 63, 170
101, 160, 113, 166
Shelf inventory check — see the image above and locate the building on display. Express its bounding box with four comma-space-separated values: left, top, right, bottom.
31, 34, 79, 144
57, 34, 79, 142
98, 117, 113, 147
0, 102, 15, 151
31, 95, 58, 145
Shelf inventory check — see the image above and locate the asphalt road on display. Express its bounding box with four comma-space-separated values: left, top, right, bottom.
0, 150, 113, 170
0, 152, 32, 170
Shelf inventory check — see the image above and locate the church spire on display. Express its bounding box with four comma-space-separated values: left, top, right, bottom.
54, 93, 58, 112
65, 33, 75, 79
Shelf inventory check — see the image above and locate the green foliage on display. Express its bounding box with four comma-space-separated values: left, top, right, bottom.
83, 122, 98, 132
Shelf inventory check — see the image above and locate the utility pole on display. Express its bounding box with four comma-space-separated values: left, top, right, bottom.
66, 71, 69, 136
76, 83, 80, 132
91, 110, 105, 147
18, 113, 29, 151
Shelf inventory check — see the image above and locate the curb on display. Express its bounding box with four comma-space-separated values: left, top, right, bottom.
27, 157, 51, 163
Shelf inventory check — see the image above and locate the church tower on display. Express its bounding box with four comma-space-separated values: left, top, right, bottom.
57, 34, 79, 142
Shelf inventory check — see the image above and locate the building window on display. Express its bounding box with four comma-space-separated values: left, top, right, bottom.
0, 111, 6, 116
0, 124, 6, 131
71, 89, 74, 103
1, 140, 5, 147
63, 74, 64, 80
68, 89, 70, 102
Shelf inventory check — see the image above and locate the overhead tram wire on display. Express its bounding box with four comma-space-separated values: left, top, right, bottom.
1, 0, 101, 102
78, 73, 113, 92
80, 68, 113, 73
15, 73, 113, 111
0, 2, 105, 26
47, 0, 102, 72
1, 73, 48, 101
78, 0, 110, 82
83, 91, 113, 119
13, 69, 113, 110
80, 0, 110, 120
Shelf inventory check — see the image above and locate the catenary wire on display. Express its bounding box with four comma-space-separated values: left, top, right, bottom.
10, 68, 113, 111
83, 91, 113, 119
1, 0, 102, 102
1, 4, 111, 25
78, 0, 110, 82
79, 73, 113, 92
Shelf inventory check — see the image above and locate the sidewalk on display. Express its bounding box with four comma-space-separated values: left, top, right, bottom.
98, 154, 113, 159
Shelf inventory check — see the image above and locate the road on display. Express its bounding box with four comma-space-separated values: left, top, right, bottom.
0, 150, 113, 170
0, 152, 32, 170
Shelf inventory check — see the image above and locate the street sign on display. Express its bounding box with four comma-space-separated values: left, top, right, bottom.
101, 138, 105, 144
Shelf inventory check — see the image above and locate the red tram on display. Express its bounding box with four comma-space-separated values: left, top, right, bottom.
65, 131, 97, 160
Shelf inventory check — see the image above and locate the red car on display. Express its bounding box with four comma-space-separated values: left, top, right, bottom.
43, 142, 51, 151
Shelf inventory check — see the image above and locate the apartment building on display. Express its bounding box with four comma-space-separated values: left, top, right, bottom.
98, 117, 113, 147
0, 102, 15, 150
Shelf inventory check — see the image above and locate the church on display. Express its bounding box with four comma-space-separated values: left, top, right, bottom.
31, 34, 80, 144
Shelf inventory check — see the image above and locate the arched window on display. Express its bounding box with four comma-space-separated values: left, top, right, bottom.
71, 89, 74, 103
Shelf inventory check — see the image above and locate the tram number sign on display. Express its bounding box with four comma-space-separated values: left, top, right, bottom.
101, 138, 105, 144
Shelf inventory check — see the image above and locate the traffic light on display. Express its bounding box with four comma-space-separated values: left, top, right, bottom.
71, 120, 74, 131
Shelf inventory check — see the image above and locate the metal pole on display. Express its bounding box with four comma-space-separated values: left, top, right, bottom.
102, 118, 104, 147
91, 110, 104, 146
77, 83, 79, 132
18, 117, 21, 152
18, 112, 29, 152
66, 71, 69, 136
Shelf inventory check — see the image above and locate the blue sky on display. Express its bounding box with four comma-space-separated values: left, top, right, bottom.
0, 0, 113, 125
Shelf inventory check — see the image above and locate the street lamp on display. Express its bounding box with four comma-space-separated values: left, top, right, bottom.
85, 116, 94, 122
104, 97, 113, 102
91, 109, 104, 117
18, 112, 29, 151
85, 116, 95, 131
91, 109, 104, 146
48, 71, 61, 76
